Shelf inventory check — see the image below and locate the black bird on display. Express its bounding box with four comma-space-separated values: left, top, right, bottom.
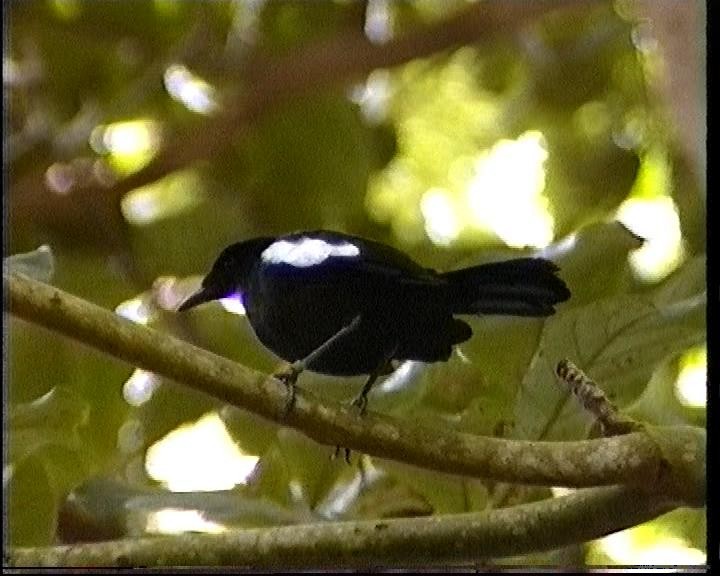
178, 230, 570, 414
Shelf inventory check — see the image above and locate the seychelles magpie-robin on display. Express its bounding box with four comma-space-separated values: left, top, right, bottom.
178, 230, 571, 417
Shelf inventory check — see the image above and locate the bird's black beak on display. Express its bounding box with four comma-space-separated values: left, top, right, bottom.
177, 286, 217, 312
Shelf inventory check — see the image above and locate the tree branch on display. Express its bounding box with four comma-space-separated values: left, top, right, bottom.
6, 271, 706, 500
6, 484, 675, 568
11, 0, 601, 240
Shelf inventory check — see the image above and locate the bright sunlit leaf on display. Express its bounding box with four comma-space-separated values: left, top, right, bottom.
467, 131, 554, 249
597, 525, 705, 565
145, 412, 259, 492
364, 0, 393, 45
115, 296, 152, 325
145, 508, 226, 535
164, 63, 219, 115
616, 195, 685, 283
90, 119, 161, 175
350, 69, 391, 123
123, 369, 161, 407
120, 169, 205, 226
675, 344, 706, 408
420, 188, 460, 246
550, 487, 575, 498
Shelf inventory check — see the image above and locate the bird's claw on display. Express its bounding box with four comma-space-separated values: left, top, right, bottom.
331, 392, 371, 463
350, 392, 369, 416
332, 445, 353, 464
274, 361, 304, 418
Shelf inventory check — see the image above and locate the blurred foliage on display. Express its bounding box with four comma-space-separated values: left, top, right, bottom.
7, 0, 705, 567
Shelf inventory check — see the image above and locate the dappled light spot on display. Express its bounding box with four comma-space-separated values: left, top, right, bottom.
596, 526, 705, 565
164, 63, 219, 115
145, 412, 259, 492
574, 101, 611, 139
145, 508, 226, 535
120, 169, 205, 226
122, 369, 161, 407
349, 69, 391, 123
117, 418, 145, 454
45, 163, 76, 195
115, 296, 153, 325
420, 188, 460, 246
616, 195, 685, 283
675, 344, 706, 408
467, 131, 554, 249
89, 119, 161, 176
364, 0, 393, 45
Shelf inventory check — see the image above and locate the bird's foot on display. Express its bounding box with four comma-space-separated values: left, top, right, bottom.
350, 391, 369, 416
274, 360, 305, 418
331, 391, 371, 463
331, 445, 353, 465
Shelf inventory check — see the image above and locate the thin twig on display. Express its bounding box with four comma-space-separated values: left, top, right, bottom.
555, 359, 643, 436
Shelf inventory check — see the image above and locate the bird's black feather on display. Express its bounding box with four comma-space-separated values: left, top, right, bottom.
179, 231, 571, 378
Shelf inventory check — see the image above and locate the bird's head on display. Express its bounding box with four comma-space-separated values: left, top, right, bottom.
177, 237, 274, 312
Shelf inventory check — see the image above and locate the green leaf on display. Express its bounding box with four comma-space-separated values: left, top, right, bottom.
248, 427, 347, 513
652, 255, 706, 306
58, 477, 317, 542
240, 92, 375, 231
338, 473, 434, 520
3, 244, 55, 282
425, 222, 642, 437
5, 455, 58, 546
9, 386, 90, 464
624, 356, 705, 429
543, 221, 643, 306
513, 291, 706, 440
376, 459, 490, 515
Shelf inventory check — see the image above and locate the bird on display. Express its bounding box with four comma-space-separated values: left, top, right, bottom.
178, 230, 571, 419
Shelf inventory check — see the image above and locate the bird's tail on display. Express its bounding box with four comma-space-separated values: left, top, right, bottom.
441, 257, 571, 317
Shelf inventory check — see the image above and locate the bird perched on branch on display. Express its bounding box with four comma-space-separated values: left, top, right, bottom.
178, 230, 571, 415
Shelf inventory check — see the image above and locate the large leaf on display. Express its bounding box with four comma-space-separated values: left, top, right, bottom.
8, 387, 90, 464
652, 254, 706, 306
542, 221, 643, 306
424, 222, 643, 438
513, 290, 706, 440
7, 387, 98, 546
3, 244, 55, 282
624, 354, 705, 429
373, 458, 490, 515
5, 454, 57, 547
57, 477, 316, 543
247, 427, 348, 513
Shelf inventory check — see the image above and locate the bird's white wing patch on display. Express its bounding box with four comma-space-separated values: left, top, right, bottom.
261, 238, 360, 268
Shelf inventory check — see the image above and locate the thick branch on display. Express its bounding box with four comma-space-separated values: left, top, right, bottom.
7, 271, 697, 493
6, 485, 674, 568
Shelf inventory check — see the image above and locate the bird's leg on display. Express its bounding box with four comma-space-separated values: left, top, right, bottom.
275, 315, 363, 417
333, 351, 396, 464
350, 350, 396, 416
350, 372, 381, 416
